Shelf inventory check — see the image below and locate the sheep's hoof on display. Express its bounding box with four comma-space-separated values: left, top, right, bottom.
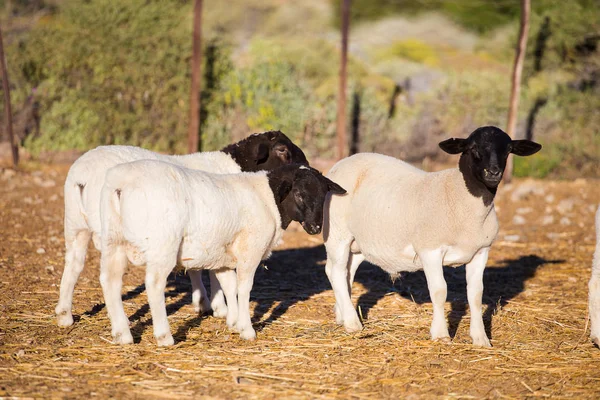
212, 303, 228, 319
334, 305, 344, 325
194, 298, 212, 315
239, 328, 256, 341
156, 333, 174, 347
226, 317, 238, 332
344, 320, 363, 333
591, 335, 600, 348
112, 331, 134, 345
56, 311, 74, 327
472, 336, 491, 347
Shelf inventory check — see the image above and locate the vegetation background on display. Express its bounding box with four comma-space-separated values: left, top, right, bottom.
1, 0, 598, 178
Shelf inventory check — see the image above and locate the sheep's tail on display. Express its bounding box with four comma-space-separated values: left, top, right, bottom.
589, 204, 600, 345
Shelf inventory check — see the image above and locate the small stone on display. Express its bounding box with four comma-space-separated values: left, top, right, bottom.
516, 207, 533, 215
512, 215, 526, 225
2, 168, 16, 179
504, 235, 520, 242
45, 265, 55, 273
33, 176, 56, 188
556, 199, 575, 214
560, 217, 571, 226
510, 181, 545, 201
541, 215, 554, 225
36, 248, 46, 254
15, 349, 25, 358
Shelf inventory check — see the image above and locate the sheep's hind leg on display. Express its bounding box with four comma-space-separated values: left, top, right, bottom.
99, 244, 133, 345
420, 249, 450, 342
145, 260, 177, 347
56, 230, 92, 327
466, 247, 491, 347
188, 270, 211, 314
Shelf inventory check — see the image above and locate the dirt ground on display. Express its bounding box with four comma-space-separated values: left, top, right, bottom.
1, 163, 599, 399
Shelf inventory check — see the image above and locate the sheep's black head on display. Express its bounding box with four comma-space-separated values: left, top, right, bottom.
268, 164, 346, 234
439, 126, 541, 189
222, 130, 309, 172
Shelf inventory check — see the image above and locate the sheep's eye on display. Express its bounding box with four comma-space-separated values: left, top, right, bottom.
471, 148, 481, 160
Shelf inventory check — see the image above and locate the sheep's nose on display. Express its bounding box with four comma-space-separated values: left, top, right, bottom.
487, 167, 501, 177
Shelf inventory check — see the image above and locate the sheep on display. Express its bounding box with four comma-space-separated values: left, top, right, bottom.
56, 131, 308, 327
323, 126, 541, 346
589, 205, 600, 346
99, 161, 346, 345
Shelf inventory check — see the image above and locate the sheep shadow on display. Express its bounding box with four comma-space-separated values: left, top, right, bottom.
353, 254, 563, 339
81, 273, 209, 343
251, 245, 330, 330
80, 245, 559, 343
251, 245, 562, 341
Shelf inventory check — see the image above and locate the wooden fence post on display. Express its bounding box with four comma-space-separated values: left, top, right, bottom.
0, 23, 18, 167
188, 0, 203, 154
505, 0, 531, 182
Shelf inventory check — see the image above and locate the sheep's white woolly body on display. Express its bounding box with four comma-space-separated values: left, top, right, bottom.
66, 146, 239, 236
325, 153, 498, 346
100, 161, 283, 344
57, 146, 239, 327
588, 205, 600, 346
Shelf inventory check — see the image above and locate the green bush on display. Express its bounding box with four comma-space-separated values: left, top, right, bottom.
12, 0, 194, 154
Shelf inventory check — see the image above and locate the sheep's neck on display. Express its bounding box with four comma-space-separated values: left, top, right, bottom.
458, 156, 496, 208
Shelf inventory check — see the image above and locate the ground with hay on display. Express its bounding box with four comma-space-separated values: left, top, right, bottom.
0, 164, 599, 399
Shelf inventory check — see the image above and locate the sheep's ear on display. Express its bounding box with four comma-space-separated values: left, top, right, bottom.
511, 140, 542, 156
254, 143, 270, 164
439, 138, 468, 154
324, 177, 346, 195
273, 143, 291, 164
275, 179, 293, 203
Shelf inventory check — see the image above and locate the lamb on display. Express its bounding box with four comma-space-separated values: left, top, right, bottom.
99, 161, 346, 345
56, 131, 308, 327
323, 126, 541, 346
589, 205, 600, 346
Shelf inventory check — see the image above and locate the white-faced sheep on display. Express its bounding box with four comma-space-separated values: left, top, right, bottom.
589, 205, 600, 346
99, 161, 345, 345
56, 131, 308, 327
323, 126, 541, 346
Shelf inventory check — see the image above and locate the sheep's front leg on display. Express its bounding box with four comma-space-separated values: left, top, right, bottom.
56, 230, 92, 327
235, 260, 261, 341
188, 270, 211, 314
99, 244, 133, 345
209, 271, 228, 318
325, 240, 362, 332
214, 269, 238, 330
146, 263, 176, 346
420, 249, 450, 342
466, 247, 491, 347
